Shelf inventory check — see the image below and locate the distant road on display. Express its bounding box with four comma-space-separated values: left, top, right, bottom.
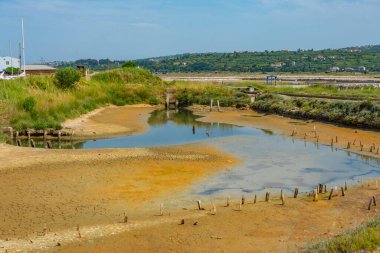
159, 74, 380, 86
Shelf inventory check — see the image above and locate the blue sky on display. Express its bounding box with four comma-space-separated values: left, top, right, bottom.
0, 0, 379, 63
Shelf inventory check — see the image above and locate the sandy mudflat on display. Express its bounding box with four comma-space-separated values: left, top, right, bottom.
1, 105, 380, 253
62, 104, 158, 139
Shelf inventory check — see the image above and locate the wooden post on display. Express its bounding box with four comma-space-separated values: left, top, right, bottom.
324, 184, 328, 193
373, 196, 377, 206
317, 136, 319, 143
353, 139, 356, 145
9, 127, 13, 139
226, 196, 230, 207
76, 224, 81, 238
313, 189, 318, 202
30, 139, 35, 148
341, 187, 345, 197
370, 146, 373, 152
210, 98, 213, 112
294, 188, 299, 198
166, 93, 170, 109
160, 203, 164, 216
281, 190, 285, 205
123, 213, 128, 223
43, 129, 47, 139
27, 129, 31, 140
212, 202, 217, 214
318, 184, 323, 194
197, 200, 204, 210
331, 138, 334, 146
336, 136, 338, 143
16, 139, 22, 147
254, 194, 257, 204
265, 192, 270, 202
241, 195, 245, 205
328, 188, 334, 200
47, 141, 52, 149
217, 100, 220, 112
347, 142, 351, 149
15, 131, 19, 140
368, 198, 373, 210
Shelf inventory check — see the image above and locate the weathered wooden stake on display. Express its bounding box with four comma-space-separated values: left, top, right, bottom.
123, 213, 128, 223
347, 142, 351, 149
30, 139, 35, 148
324, 184, 328, 193
313, 189, 318, 202
328, 188, 334, 200
226, 196, 230, 207
331, 138, 334, 146
16, 139, 22, 147
265, 192, 270, 202
197, 200, 204, 210
241, 195, 245, 205
318, 184, 323, 194
43, 129, 47, 139
212, 203, 217, 214
160, 203, 164, 216
27, 129, 31, 140
336, 136, 338, 143
294, 188, 299, 198
373, 196, 377, 207
210, 98, 213, 112
341, 187, 345, 197
281, 190, 285, 205
47, 141, 52, 149
217, 100, 220, 112
368, 198, 373, 210
254, 194, 257, 204
76, 224, 81, 238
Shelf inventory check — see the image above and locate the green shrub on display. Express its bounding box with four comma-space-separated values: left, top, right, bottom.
21, 96, 36, 113
55, 67, 81, 89
122, 61, 138, 68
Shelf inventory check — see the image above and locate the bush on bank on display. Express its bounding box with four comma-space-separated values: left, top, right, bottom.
252, 93, 380, 128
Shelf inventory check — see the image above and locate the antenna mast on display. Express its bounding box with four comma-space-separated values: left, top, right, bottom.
21, 17, 26, 75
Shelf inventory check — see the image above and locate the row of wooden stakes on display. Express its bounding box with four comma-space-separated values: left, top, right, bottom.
291, 128, 379, 154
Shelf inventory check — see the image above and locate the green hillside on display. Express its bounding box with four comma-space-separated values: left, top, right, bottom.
135, 45, 380, 73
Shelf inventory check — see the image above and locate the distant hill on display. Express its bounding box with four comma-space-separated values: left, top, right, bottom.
51, 45, 380, 73
135, 45, 380, 73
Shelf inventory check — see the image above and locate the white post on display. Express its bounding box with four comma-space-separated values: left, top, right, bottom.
21, 17, 26, 77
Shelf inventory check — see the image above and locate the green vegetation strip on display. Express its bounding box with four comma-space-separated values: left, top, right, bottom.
309, 217, 380, 253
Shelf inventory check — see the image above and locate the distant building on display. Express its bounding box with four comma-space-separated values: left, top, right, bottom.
0, 56, 21, 72
22, 64, 56, 75
330, 66, 340, 72
271, 62, 286, 68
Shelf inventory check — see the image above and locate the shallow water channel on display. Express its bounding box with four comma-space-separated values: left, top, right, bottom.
16, 109, 380, 195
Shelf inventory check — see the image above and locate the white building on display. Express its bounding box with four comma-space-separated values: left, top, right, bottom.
0, 56, 21, 72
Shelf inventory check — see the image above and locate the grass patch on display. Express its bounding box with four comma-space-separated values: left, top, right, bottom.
308, 217, 380, 253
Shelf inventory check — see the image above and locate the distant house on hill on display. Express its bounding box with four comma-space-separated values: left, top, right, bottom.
0, 56, 21, 72
330, 66, 340, 72
22, 64, 56, 75
271, 62, 285, 68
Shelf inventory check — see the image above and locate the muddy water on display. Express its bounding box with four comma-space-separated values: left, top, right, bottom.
85, 109, 380, 196
14, 109, 380, 196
